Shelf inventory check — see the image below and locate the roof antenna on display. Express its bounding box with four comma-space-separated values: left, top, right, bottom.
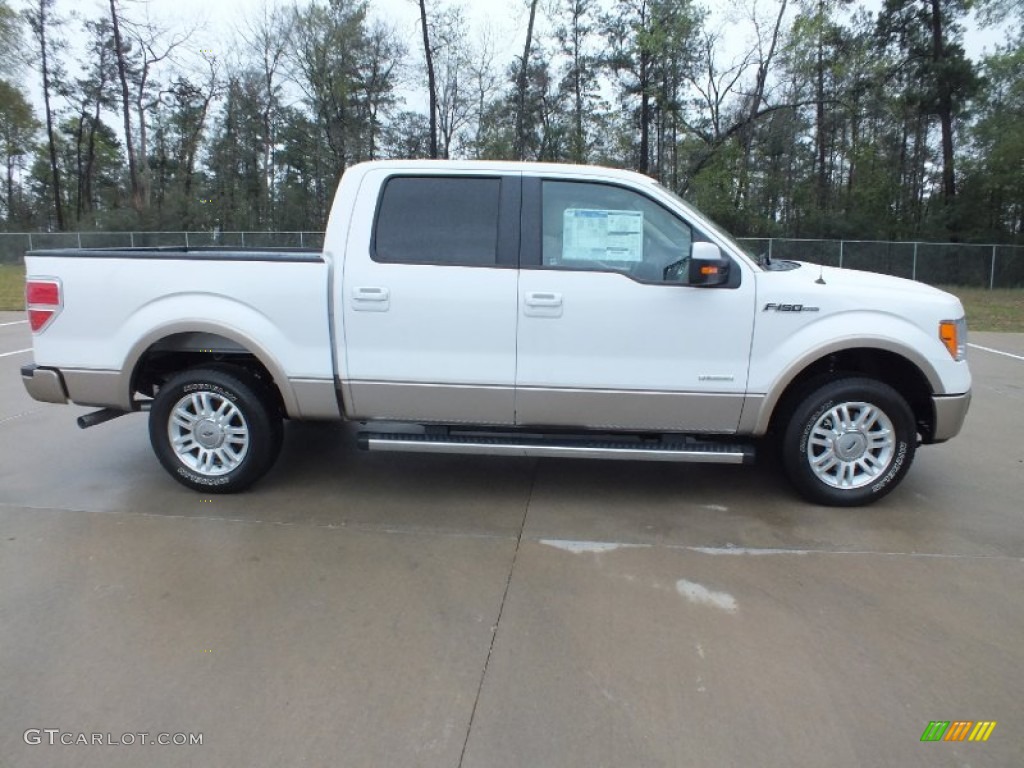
815, 263, 826, 285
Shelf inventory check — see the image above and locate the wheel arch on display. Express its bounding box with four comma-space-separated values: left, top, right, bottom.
126, 322, 296, 417
752, 343, 940, 441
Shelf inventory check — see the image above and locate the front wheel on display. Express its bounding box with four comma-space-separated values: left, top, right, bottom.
782, 377, 916, 506
149, 367, 282, 493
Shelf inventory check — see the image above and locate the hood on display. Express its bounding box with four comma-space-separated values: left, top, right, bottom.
757, 261, 966, 328
807, 263, 954, 300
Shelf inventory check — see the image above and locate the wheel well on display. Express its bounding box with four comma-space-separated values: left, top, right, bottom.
131, 332, 285, 415
769, 348, 935, 440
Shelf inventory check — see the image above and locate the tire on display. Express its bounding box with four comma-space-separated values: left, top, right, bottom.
782, 377, 916, 507
149, 366, 283, 493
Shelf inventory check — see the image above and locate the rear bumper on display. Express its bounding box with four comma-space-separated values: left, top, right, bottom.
930, 391, 971, 442
21, 364, 68, 404
22, 364, 128, 409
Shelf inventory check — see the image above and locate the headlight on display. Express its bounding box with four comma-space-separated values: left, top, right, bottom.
939, 317, 968, 361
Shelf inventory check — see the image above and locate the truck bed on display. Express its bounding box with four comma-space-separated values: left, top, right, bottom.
23, 246, 337, 419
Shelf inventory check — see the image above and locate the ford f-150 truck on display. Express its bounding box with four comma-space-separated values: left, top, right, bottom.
21, 161, 971, 506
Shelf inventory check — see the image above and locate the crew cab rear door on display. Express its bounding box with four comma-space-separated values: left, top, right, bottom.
339, 170, 521, 425
514, 175, 756, 433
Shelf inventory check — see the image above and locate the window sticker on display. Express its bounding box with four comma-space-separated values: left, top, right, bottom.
563, 208, 643, 262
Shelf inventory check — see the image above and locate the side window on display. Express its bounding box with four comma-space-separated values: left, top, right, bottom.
374, 177, 501, 266
541, 180, 693, 282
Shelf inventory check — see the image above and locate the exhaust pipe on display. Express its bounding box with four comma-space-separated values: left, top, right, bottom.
77, 408, 129, 429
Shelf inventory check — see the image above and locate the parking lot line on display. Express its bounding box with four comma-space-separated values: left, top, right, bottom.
0, 348, 31, 358
538, 538, 1020, 561
968, 342, 1024, 362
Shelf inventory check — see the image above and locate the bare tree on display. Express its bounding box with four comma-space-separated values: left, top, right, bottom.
417, 0, 439, 157
70, 18, 118, 220
514, 0, 542, 159
109, 0, 192, 212
108, 0, 139, 212
359, 20, 404, 159
467, 25, 501, 156
730, 0, 789, 204
24, 0, 65, 229
173, 51, 220, 227
430, 6, 473, 158
238, 2, 293, 225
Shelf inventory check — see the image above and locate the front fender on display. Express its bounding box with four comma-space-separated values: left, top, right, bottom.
744, 310, 968, 434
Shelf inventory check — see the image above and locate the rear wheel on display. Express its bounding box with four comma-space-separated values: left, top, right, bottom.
782, 377, 916, 506
149, 367, 282, 493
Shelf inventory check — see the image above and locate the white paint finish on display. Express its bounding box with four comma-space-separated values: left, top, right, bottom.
675, 579, 738, 613
514, 170, 759, 433
338, 166, 518, 424
0, 347, 31, 358
516, 273, 756, 433
25, 257, 334, 382
540, 539, 646, 554
748, 268, 972, 398
0, 320, 28, 327
968, 342, 1024, 362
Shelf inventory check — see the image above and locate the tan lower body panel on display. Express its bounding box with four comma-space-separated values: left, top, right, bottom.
514, 387, 746, 433
289, 378, 341, 420
62, 369, 128, 410
347, 381, 517, 426
348, 382, 747, 434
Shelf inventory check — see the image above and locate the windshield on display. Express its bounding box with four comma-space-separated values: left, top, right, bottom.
655, 185, 763, 267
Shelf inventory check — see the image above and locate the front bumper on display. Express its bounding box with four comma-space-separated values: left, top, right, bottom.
21, 364, 69, 404
930, 391, 971, 442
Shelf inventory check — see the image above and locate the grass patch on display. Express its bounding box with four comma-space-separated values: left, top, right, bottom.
0, 264, 25, 311
939, 286, 1024, 333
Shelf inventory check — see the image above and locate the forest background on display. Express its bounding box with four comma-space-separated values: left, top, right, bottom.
0, 0, 1021, 244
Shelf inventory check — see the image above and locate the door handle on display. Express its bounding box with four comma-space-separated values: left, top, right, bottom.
351, 286, 390, 311
353, 287, 389, 301
525, 292, 562, 307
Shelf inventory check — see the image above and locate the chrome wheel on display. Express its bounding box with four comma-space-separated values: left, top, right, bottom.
167, 390, 250, 476
806, 401, 895, 490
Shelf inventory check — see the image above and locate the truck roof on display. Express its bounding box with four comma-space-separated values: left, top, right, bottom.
344, 159, 661, 188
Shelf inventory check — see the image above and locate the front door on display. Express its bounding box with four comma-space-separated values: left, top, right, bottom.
515, 178, 756, 433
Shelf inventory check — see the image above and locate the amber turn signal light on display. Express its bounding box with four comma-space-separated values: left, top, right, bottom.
939, 318, 967, 361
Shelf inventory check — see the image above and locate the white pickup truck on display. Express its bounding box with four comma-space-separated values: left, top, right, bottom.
21, 160, 971, 506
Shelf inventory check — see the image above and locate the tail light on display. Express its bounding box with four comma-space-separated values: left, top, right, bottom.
26, 277, 62, 333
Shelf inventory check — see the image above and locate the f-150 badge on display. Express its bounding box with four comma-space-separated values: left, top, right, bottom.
763, 303, 820, 312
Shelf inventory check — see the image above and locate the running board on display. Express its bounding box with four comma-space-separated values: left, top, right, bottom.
357, 432, 754, 464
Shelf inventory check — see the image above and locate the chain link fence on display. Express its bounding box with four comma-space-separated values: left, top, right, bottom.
1, 231, 1021, 288
736, 238, 1024, 289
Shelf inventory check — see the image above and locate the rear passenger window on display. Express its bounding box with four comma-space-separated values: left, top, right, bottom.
373, 177, 501, 266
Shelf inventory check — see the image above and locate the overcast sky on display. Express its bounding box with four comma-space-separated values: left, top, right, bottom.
138, 0, 1004, 62
11, 0, 1008, 145
24, 0, 1008, 97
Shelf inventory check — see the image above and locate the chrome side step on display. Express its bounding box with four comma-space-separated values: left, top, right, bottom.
357, 432, 754, 464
